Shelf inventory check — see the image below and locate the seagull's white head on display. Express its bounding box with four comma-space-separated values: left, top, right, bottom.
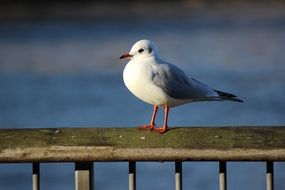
120, 39, 159, 60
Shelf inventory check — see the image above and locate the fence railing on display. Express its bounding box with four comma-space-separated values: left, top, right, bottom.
0, 127, 284, 190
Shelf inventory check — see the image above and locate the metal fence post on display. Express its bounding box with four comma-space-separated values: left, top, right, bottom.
175, 161, 183, 190
75, 162, 94, 190
32, 163, 40, 190
219, 161, 227, 190
129, 161, 136, 190
266, 161, 274, 190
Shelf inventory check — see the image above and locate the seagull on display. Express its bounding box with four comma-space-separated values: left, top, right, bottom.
120, 39, 243, 133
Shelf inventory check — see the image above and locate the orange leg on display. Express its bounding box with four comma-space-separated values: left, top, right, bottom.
154, 105, 169, 134
139, 105, 158, 130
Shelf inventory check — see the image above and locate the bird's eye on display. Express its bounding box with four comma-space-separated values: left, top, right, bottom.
138, 48, 144, 53
148, 48, 152, 53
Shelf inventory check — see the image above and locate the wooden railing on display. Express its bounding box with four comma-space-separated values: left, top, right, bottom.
0, 127, 284, 190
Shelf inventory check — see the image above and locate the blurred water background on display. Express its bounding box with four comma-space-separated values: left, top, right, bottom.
0, 1, 285, 190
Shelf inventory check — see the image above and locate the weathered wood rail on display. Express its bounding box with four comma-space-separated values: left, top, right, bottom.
1, 127, 285, 162
0, 127, 284, 190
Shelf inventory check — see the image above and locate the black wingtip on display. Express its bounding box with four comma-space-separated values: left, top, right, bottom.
214, 90, 236, 98
234, 98, 244, 103
214, 90, 243, 103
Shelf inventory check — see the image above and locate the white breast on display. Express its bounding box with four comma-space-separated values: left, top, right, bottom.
123, 60, 168, 106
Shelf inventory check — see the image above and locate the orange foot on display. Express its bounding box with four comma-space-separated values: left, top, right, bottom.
139, 124, 155, 131
153, 127, 167, 134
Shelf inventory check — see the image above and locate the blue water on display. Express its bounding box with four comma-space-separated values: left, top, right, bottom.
0, 4, 285, 189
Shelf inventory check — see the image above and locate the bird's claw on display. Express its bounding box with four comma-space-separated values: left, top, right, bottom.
139, 124, 155, 131
153, 127, 167, 134
139, 124, 167, 134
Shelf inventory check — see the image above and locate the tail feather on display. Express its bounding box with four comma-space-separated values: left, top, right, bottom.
214, 90, 243, 103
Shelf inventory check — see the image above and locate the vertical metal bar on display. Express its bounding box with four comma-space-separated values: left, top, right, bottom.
175, 161, 183, 190
266, 161, 274, 190
75, 162, 94, 190
129, 161, 136, 190
219, 161, 227, 190
32, 163, 40, 190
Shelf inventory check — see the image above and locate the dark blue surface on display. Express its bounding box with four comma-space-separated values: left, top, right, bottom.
0, 6, 285, 189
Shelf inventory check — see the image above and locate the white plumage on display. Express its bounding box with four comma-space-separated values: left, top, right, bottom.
120, 39, 242, 133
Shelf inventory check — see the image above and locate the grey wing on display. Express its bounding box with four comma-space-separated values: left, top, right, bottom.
152, 63, 217, 100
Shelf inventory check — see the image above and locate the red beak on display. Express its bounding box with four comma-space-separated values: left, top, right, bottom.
120, 53, 133, 59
